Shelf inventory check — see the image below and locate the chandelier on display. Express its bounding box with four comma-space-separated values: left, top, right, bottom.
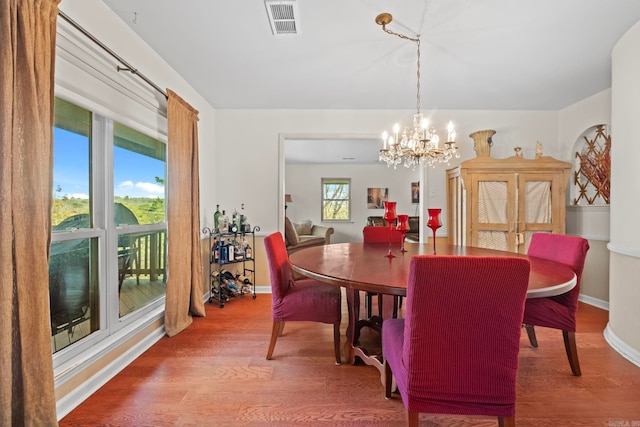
375, 13, 460, 168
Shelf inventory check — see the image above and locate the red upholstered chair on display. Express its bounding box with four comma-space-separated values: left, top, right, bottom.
264, 232, 342, 364
362, 225, 405, 243
382, 256, 530, 427
362, 226, 405, 318
523, 232, 590, 376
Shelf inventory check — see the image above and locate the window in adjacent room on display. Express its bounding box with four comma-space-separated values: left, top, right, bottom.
321, 178, 351, 221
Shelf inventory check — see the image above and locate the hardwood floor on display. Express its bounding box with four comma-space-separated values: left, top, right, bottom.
60, 294, 640, 426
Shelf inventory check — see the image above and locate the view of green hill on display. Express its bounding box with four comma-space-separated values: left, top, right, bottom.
52, 196, 165, 226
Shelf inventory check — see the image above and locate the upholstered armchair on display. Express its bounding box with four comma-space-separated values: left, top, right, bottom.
284, 217, 334, 254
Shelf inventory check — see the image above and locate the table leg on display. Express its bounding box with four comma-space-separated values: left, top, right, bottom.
345, 288, 359, 364
345, 289, 398, 387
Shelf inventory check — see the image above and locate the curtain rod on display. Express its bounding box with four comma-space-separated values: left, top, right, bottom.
58, 11, 168, 99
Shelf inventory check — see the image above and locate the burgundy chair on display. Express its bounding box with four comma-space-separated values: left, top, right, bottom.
382, 255, 530, 427
264, 232, 342, 364
523, 232, 590, 376
362, 226, 405, 318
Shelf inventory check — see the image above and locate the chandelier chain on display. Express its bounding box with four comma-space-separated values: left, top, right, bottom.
376, 14, 459, 169
381, 24, 421, 114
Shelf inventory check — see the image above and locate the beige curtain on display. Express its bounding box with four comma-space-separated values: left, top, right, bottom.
164, 89, 205, 337
0, 0, 60, 425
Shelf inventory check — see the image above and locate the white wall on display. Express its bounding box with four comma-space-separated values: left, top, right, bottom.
559, 90, 612, 306
607, 19, 640, 364
214, 109, 560, 237
285, 163, 420, 243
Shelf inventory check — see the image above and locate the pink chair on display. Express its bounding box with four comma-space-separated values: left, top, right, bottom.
523, 232, 590, 376
264, 232, 342, 364
382, 255, 530, 427
363, 226, 405, 318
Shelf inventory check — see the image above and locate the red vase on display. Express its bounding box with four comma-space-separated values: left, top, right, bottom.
427, 208, 442, 254
396, 214, 409, 252
383, 202, 397, 258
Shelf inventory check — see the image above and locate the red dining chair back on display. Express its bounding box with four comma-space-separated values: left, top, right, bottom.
523, 232, 590, 376
264, 232, 342, 364
362, 225, 404, 243
362, 226, 405, 318
382, 255, 530, 427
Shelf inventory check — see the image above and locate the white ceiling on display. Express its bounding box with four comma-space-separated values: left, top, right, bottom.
101, 0, 640, 162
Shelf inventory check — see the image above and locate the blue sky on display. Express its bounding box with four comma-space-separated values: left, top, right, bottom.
53, 128, 165, 199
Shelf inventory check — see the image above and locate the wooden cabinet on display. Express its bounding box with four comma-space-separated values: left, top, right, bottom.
446, 156, 571, 253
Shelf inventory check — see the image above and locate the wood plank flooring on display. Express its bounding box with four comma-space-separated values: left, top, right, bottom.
59, 294, 640, 426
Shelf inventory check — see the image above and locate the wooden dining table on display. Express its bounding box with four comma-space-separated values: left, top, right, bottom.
289, 242, 576, 376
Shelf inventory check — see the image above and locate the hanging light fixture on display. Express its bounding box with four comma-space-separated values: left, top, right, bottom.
376, 13, 460, 168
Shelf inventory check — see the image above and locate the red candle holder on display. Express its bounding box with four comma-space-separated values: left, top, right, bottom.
427, 208, 442, 254
383, 201, 397, 258
396, 214, 409, 253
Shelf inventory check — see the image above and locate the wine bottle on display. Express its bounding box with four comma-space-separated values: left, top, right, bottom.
212, 237, 219, 262
214, 204, 221, 231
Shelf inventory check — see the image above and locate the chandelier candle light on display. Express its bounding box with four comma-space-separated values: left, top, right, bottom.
376, 12, 460, 168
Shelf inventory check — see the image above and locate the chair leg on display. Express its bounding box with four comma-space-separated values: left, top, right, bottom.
525, 324, 538, 347
278, 321, 285, 337
499, 416, 515, 427
384, 361, 392, 399
266, 320, 282, 360
407, 410, 419, 427
333, 322, 341, 365
563, 330, 582, 376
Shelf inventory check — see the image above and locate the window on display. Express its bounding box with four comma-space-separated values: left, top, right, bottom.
113, 122, 166, 317
50, 98, 167, 353
321, 178, 351, 221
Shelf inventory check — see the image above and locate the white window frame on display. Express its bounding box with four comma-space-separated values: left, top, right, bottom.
321, 177, 351, 222
52, 20, 168, 384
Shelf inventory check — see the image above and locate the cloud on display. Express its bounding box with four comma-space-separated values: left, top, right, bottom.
70, 193, 89, 199
135, 182, 164, 195
115, 180, 165, 198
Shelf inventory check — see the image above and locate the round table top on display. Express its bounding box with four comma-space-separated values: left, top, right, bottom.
289, 242, 576, 299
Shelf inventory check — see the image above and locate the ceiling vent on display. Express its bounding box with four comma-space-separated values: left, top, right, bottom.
265, 0, 300, 35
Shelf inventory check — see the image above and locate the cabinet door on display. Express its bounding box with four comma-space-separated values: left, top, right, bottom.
468, 173, 518, 252
518, 172, 565, 252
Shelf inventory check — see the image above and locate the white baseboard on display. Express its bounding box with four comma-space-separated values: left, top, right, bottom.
56, 326, 165, 420
604, 323, 640, 368
578, 294, 609, 310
